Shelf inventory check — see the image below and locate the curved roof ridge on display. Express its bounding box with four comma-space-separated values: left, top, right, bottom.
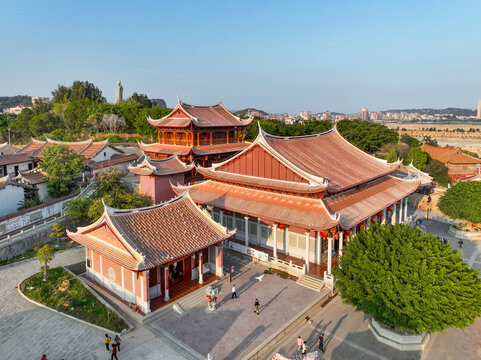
45, 137, 93, 146
260, 122, 337, 140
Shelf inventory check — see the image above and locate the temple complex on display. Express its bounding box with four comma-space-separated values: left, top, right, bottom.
172, 124, 421, 283
138, 99, 252, 167
67, 192, 234, 314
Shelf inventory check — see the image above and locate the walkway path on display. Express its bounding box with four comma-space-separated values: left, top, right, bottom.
0, 248, 185, 360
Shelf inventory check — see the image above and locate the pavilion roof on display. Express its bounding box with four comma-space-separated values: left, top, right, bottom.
201, 124, 399, 194
420, 144, 481, 165
324, 176, 420, 230
128, 154, 194, 176
15, 168, 47, 185
137, 142, 250, 157
258, 125, 400, 193
67, 192, 234, 270
395, 162, 433, 186
172, 180, 339, 231
138, 142, 192, 156
147, 99, 252, 128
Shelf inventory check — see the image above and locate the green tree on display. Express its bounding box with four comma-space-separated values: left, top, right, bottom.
35, 244, 55, 281
134, 105, 172, 136
50, 223, 65, 247
65, 197, 93, 226
129, 93, 152, 107
385, 146, 398, 163
17, 198, 42, 210
29, 112, 62, 137
52, 81, 106, 103
422, 136, 438, 146
438, 181, 481, 223
337, 120, 399, 153
423, 159, 451, 188
400, 134, 421, 148
404, 147, 429, 169
63, 99, 90, 133
39, 144, 85, 197
334, 223, 481, 333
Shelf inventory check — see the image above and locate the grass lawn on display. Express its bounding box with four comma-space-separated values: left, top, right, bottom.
21, 267, 128, 332
0, 238, 77, 267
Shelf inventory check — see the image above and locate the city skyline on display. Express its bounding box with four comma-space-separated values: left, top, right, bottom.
1, 1, 481, 114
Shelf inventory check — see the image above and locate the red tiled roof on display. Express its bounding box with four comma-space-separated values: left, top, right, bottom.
147, 101, 252, 129
196, 166, 327, 194
87, 153, 140, 170
173, 180, 339, 231
0, 153, 34, 166
324, 176, 420, 230
128, 155, 194, 176
420, 144, 481, 165
138, 142, 192, 156
17, 139, 46, 154
68, 192, 234, 270
16, 168, 47, 184
261, 127, 400, 193
192, 142, 250, 155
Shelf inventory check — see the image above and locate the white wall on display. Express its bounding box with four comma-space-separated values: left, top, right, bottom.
92, 146, 122, 162
37, 183, 49, 201
6, 162, 34, 175
0, 185, 25, 217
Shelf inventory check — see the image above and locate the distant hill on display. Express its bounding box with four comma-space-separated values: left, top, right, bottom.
383, 108, 476, 117
0, 95, 31, 112
234, 108, 269, 116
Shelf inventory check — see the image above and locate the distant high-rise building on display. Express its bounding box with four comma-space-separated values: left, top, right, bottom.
477, 99, 481, 118
361, 107, 370, 121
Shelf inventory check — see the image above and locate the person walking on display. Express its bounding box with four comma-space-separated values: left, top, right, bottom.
254, 298, 260, 315
111, 344, 118, 360
301, 342, 307, 355
297, 336, 304, 351
114, 334, 122, 352
318, 333, 325, 352
459, 239, 463, 249
40, 355, 47, 360
105, 333, 111, 352
231, 284, 238, 299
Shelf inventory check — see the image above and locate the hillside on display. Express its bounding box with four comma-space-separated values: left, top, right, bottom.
383, 108, 476, 117
234, 108, 268, 116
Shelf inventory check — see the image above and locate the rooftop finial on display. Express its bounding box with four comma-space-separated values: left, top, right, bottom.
219, 96, 223, 105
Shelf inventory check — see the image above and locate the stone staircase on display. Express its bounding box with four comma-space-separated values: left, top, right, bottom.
296, 274, 325, 292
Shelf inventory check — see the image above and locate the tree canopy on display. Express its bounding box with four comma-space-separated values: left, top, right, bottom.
333, 223, 481, 333
35, 244, 55, 281
66, 168, 152, 228
438, 181, 481, 223
404, 147, 429, 170
423, 159, 451, 188
39, 144, 85, 197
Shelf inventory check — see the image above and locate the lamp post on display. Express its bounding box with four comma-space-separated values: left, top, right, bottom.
7, 128, 11, 144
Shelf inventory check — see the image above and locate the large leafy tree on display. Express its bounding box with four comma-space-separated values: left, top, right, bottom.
39, 144, 85, 197
423, 159, 451, 188
438, 181, 481, 223
334, 223, 481, 333
52, 81, 106, 103
337, 120, 399, 153
404, 147, 429, 170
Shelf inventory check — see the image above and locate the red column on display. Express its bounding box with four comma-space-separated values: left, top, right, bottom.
197, 133, 200, 146
237, 130, 240, 143
164, 266, 170, 301
209, 132, 213, 145
217, 245, 223, 275
226, 131, 229, 144
158, 130, 161, 144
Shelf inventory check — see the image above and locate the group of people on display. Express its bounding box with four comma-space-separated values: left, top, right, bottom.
39, 333, 122, 360
105, 334, 122, 360
297, 333, 325, 355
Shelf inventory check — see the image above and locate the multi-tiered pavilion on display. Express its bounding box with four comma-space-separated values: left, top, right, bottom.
139, 99, 252, 167
67, 192, 234, 314
172, 125, 420, 281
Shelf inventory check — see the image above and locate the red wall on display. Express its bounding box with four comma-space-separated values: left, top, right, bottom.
218, 144, 308, 183
140, 173, 185, 204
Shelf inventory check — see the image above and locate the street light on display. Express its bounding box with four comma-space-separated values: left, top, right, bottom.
7, 128, 11, 144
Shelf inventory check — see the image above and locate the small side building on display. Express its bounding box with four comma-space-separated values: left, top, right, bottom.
67, 192, 234, 314
0, 174, 30, 217
15, 168, 48, 201
128, 154, 194, 203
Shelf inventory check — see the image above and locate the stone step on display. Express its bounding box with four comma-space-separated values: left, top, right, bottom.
297, 274, 324, 292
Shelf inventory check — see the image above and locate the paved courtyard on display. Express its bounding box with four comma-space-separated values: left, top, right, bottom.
151, 255, 325, 360
0, 248, 185, 360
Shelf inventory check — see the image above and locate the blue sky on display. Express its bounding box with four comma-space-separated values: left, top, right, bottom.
1, 0, 480, 113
